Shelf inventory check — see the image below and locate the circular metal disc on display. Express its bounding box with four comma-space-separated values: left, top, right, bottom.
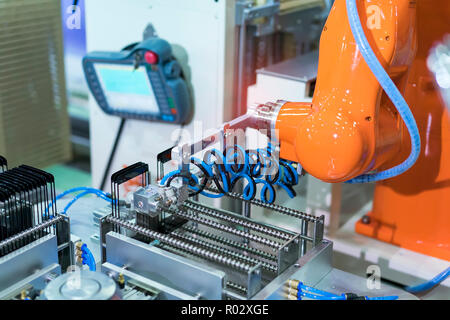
43, 270, 119, 300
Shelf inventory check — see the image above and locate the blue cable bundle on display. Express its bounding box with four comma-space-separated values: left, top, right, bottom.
80, 243, 96, 272
294, 281, 398, 301
161, 144, 300, 204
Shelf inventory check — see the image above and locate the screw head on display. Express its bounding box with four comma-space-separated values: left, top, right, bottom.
361, 215, 371, 224
137, 201, 144, 209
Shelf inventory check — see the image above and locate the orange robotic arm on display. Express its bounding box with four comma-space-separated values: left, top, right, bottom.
274, 0, 417, 183
262, 0, 450, 260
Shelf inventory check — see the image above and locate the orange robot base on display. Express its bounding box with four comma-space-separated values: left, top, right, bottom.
355, 1, 450, 262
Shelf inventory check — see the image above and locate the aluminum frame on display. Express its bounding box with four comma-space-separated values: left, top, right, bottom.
0, 235, 60, 294
104, 232, 226, 300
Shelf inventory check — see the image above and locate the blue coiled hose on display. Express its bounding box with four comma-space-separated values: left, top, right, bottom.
225, 145, 249, 174
232, 173, 255, 201
161, 145, 299, 204
345, 0, 421, 183
160, 168, 226, 198
253, 179, 276, 203
160, 169, 183, 186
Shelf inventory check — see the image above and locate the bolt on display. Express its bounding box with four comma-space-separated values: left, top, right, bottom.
44, 273, 58, 283
361, 215, 371, 224
137, 201, 144, 209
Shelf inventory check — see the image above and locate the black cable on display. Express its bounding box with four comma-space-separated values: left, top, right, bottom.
224, 146, 245, 174
100, 118, 126, 191
229, 174, 257, 201
188, 160, 211, 196
72, 0, 79, 13
166, 161, 210, 197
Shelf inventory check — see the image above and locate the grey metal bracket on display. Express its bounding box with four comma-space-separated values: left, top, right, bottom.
278, 235, 300, 274
246, 263, 262, 298
235, 1, 280, 26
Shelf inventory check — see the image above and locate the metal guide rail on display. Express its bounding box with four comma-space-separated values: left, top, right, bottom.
100, 193, 323, 299
0, 215, 65, 255
206, 187, 325, 250
102, 212, 298, 299
99, 159, 325, 299
0, 214, 72, 279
